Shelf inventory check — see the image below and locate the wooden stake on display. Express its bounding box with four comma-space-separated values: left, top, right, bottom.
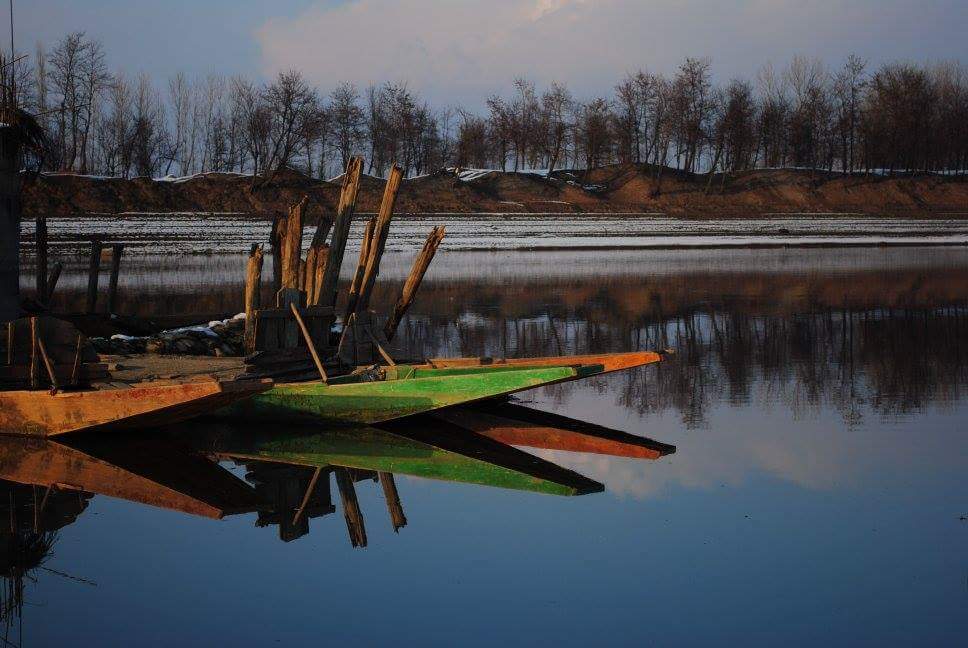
344, 217, 376, 322
35, 214, 47, 302
46, 261, 63, 304
85, 240, 102, 314
106, 243, 124, 314
29, 317, 38, 389
335, 467, 367, 548
384, 225, 445, 341
378, 472, 407, 532
280, 197, 308, 290
363, 324, 395, 366
289, 302, 328, 382
35, 328, 60, 394
317, 158, 363, 308
354, 165, 403, 314
291, 467, 323, 526
308, 246, 329, 306
244, 244, 264, 353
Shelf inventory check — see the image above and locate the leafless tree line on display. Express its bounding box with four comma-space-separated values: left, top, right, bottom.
11, 32, 968, 179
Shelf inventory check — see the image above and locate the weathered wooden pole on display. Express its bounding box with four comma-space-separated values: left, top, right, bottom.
244, 244, 264, 353
0, 122, 21, 323
344, 217, 376, 322
106, 243, 124, 314
354, 165, 403, 314
269, 213, 286, 295
35, 214, 47, 303
317, 157, 363, 308
29, 316, 38, 389
384, 225, 445, 341
85, 240, 103, 314
280, 197, 308, 291
334, 467, 367, 548
378, 472, 407, 532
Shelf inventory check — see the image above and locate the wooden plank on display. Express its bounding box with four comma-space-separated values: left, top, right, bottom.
384, 225, 445, 341
317, 158, 363, 308
289, 302, 328, 382
275, 288, 303, 349
106, 243, 124, 314
85, 240, 103, 314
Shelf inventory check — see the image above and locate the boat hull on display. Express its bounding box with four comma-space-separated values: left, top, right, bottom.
217, 365, 586, 425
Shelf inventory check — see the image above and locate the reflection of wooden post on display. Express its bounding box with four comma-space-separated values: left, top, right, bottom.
384, 226, 445, 341
244, 244, 264, 353
318, 158, 363, 308
378, 472, 407, 532
85, 240, 102, 314
335, 467, 367, 548
106, 243, 124, 314
355, 165, 402, 314
35, 214, 48, 302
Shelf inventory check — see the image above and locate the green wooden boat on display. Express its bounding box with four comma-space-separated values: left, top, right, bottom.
217, 363, 600, 426
197, 422, 603, 496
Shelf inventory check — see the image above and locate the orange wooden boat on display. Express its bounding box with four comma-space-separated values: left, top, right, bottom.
0, 379, 271, 437
429, 401, 676, 460
418, 351, 662, 376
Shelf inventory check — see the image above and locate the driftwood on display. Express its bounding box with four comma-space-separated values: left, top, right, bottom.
384, 225, 445, 341
317, 158, 363, 308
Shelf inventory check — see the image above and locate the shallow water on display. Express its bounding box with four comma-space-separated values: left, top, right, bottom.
6, 245, 968, 645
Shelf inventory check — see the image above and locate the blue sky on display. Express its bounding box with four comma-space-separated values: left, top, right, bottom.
17, 1, 968, 107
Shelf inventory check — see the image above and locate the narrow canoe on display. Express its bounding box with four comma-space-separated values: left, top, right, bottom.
430, 401, 676, 459
217, 364, 596, 426
197, 422, 603, 496
0, 379, 271, 437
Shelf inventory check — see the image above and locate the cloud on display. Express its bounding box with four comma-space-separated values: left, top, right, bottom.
255, 0, 968, 107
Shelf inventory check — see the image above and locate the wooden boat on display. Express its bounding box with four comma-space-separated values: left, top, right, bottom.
217, 363, 599, 426
0, 379, 271, 437
196, 421, 603, 496
428, 401, 676, 459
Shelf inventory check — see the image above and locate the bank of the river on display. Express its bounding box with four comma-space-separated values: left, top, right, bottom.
22, 164, 968, 218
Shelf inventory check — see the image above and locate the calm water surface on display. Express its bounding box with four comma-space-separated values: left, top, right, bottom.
8, 244, 968, 646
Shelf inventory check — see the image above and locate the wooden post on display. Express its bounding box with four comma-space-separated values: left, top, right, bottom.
378, 472, 407, 532
334, 467, 367, 548
29, 317, 39, 389
46, 261, 63, 304
270, 213, 286, 294
289, 302, 328, 382
35, 214, 47, 303
106, 243, 124, 314
317, 158, 363, 308
280, 197, 308, 290
85, 240, 103, 314
384, 225, 445, 341
35, 330, 60, 393
309, 246, 329, 306
5, 321, 12, 365
344, 217, 376, 322
244, 244, 264, 353
353, 165, 403, 314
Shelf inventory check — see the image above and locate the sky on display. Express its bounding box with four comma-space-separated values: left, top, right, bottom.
16, 0, 968, 107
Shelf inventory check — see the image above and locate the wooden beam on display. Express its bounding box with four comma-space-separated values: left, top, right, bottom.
35, 328, 60, 394
46, 261, 63, 304
280, 197, 308, 290
344, 217, 376, 322
384, 225, 445, 341
317, 158, 363, 308
106, 243, 124, 314
85, 240, 102, 314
